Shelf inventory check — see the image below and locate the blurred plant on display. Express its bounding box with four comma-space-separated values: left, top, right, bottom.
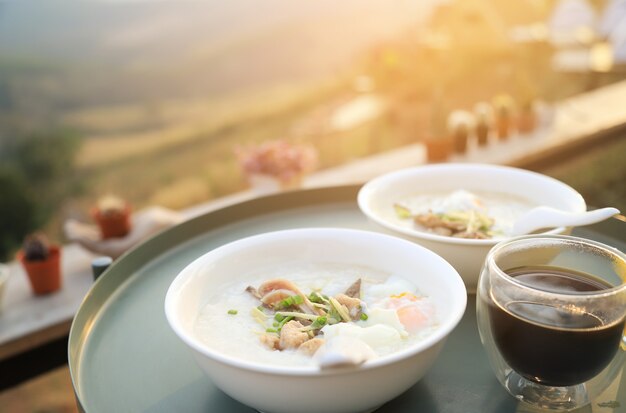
0, 168, 39, 262
13, 130, 80, 186
235, 140, 318, 186
0, 127, 82, 261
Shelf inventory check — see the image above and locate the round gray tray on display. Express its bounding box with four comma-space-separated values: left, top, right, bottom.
68, 185, 626, 413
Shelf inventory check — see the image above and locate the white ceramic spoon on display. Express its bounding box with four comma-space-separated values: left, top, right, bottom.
511, 206, 620, 236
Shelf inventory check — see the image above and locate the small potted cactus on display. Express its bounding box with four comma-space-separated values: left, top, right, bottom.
473, 102, 494, 147
492, 94, 515, 141
447, 110, 475, 154
17, 232, 62, 295
91, 195, 132, 239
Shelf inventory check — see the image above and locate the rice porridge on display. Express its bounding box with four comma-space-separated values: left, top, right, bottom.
193, 263, 438, 368
389, 189, 537, 239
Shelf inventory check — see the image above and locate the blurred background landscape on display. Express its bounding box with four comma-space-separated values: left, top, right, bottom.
1, 0, 625, 259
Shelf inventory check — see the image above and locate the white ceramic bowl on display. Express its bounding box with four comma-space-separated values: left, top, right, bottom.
357, 164, 586, 291
165, 228, 466, 413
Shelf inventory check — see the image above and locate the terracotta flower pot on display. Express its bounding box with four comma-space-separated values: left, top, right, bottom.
18, 246, 62, 295
424, 137, 453, 163
91, 205, 132, 239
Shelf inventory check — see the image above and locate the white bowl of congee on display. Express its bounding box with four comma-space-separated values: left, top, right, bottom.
165, 228, 466, 413
357, 164, 586, 291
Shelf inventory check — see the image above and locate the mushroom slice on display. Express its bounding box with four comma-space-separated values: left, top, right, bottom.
260, 289, 296, 307
344, 278, 362, 298
257, 278, 323, 315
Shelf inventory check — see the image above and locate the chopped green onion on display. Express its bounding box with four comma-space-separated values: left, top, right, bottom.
327, 306, 341, 323
277, 295, 305, 309
310, 302, 329, 309
309, 292, 323, 303
394, 203, 413, 219
442, 211, 466, 222
227, 309, 238, 315
309, 291, 330, 304
329, 297, 351, 322
311, 316, 328, 329
274, 313, 285, 322
360, 313, 369, 321
277, 315, 294, 329
266, 328, 278, 333
278, 296, 294, 308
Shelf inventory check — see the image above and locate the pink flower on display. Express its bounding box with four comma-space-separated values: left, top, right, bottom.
235, 140, 318, 183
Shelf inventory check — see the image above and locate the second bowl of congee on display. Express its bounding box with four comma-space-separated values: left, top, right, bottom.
357, 163, 586, 291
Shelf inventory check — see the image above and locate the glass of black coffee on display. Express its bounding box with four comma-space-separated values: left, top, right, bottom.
476, 235, 626, 410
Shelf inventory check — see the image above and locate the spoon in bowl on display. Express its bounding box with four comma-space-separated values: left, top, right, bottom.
511, 206, 620, 236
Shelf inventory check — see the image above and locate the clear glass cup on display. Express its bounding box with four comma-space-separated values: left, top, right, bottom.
476, 235, 626, 410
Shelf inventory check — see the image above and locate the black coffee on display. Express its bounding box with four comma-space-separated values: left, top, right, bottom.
488, 266, 624, 386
